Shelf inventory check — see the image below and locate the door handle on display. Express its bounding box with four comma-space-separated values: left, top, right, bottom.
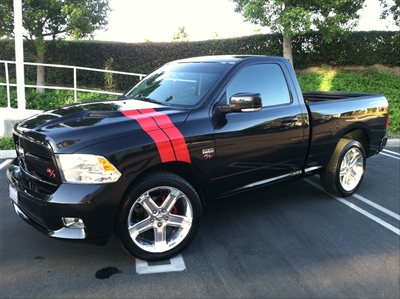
281, 117, 298, 123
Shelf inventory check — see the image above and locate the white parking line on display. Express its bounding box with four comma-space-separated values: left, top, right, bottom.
380, 149, 400, 159
352, 193, 400, 220
383, 149, 400, 156
0, 159, 12, 170
135, 254, 186, 274
305, 179, 400, 236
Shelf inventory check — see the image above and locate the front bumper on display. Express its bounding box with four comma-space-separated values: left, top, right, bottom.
7, 158, 129, 244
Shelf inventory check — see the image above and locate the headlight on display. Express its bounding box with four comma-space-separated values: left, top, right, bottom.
56, 154, 121, 184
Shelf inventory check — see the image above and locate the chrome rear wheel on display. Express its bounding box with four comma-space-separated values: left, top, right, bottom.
339, 147, 364, 192
320, 139, 366, 197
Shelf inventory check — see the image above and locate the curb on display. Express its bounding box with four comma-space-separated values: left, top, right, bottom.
1, 139, 399, 160
386, 138, 399, 147
0, 150, 17, 159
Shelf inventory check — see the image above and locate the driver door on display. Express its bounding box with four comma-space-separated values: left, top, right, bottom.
214, 63, 307, 197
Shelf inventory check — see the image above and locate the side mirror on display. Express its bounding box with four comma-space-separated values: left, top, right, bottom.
219, 92, 262, 114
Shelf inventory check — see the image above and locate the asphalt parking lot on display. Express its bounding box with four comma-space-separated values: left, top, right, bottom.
1, 145, 399, 298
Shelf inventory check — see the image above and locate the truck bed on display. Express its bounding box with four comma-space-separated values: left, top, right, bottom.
303, 91, 382, 102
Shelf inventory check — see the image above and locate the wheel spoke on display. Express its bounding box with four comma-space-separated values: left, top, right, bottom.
340, 163, 347, 175
161, 189, 183, 213
343, 153, 350, 165
350, 168, 361, 181
341, 172, 350, 187
137, 192, 159, 215
154, 225, 169, 252
167, 214, 193, 230
129, 218, 153, 239
348, 149, 361, 167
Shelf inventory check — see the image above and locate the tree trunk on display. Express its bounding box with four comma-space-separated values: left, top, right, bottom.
36, 51, 45, 93
283, 35, 293, 67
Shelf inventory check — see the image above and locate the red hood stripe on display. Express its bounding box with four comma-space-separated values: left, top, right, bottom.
122, 109, 191, 164
139, 109, 191, 163
122, 109, 176, 162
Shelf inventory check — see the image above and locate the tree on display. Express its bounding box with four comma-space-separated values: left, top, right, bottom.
0, 0, 111, 92
231, 0, 365, 66
172, 26, 189, 42
379, 0, 400, 27
212, 31, 220, 39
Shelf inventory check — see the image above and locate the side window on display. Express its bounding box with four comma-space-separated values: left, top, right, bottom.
226, 64, 291, 107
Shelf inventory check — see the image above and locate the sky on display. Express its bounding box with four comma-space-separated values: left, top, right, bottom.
94, 0, 398, 43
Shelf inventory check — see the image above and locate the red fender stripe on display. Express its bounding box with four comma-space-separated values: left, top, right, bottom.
139, 108, 191, 163
122, 109, 191, 163
122, 110, 176, 162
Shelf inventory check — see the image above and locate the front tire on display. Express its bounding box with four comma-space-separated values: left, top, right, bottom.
115, 171, 202, 261
320, 139, 366, 197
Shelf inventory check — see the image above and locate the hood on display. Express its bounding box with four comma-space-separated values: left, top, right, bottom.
15, 99, 190, 153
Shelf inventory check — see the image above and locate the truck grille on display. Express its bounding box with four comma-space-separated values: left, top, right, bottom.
14, 135, 61, 191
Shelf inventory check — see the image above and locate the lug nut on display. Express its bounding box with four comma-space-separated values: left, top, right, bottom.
157, 222, 162, 227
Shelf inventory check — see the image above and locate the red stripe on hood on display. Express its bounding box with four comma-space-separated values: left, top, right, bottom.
122, 109, 176, 162
122, 109, 191, 164
139, 108, 191, 163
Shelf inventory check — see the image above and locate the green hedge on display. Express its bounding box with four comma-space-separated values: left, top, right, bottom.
0, 31, 399, 91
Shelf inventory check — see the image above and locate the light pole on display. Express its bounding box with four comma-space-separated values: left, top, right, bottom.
13, 0, 26, 109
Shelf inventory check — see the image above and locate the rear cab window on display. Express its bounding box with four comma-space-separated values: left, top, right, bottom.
226, 64, 291, 107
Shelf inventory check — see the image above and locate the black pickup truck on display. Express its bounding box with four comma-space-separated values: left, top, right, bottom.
7, 55, 389, 261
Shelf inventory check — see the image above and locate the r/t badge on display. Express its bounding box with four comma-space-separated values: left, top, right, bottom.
202, 148, 214, 159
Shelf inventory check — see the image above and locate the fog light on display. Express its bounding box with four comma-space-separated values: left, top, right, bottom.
62, 217, 85, 229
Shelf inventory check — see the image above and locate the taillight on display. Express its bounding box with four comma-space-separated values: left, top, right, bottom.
385, 107, 390, 130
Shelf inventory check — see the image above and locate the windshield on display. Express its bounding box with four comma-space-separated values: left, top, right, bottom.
124, 62, 231, 107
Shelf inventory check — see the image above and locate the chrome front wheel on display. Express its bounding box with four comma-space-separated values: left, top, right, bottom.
127, 186, 193, 253
115, 172, 202, 261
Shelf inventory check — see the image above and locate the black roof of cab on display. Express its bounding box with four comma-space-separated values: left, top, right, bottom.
172, 55, 280, 64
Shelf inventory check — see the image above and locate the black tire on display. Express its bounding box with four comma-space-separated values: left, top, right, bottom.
320, 139, 366, 197
114, 171, 202, 261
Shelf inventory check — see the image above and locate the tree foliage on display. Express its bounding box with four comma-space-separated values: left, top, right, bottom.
172, 26, 189, 42
0, 0, 111, 92
231, 0, 365, 65
379, 0, 400, 27
0, 0, 111, 41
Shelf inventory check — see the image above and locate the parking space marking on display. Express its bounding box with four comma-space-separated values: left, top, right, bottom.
380, 149, 400, 160
135, 254, 186, 274
352, 193, 400, 220
383, 149, 400, 155
305, 179, 400, 236
0, 159, 12, 170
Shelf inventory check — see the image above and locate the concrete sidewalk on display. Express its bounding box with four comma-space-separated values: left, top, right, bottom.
1, 108, 42, 138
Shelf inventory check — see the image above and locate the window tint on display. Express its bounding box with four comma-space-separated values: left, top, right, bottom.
226, 64, 291, 107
